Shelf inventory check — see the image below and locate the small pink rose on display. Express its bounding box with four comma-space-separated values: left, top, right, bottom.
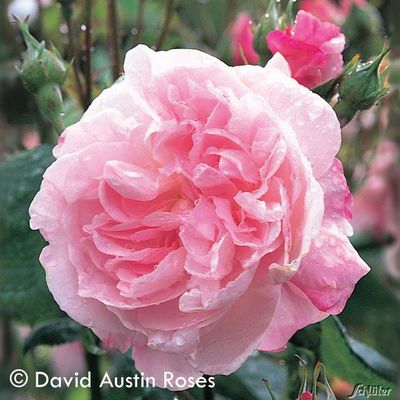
300, 0, 366, 25
231, 13, 260, 65
30, 45, 368, 389
266, 10, 345, 89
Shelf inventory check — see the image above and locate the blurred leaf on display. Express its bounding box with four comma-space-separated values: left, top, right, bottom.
342, 3, 384, 60
0, 145, 60, 324
340, 247, 400, 362
23, 318, 81, 353
143, 388, 175, 400
214, 374, 257, 400
320, 316, 397, 387
82, 328, 106, 356
290, 323, 322, 356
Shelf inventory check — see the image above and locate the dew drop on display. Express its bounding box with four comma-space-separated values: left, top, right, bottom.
314, 238, 323, 249
344, 253, 353, 262
308, 102, 324, 120
59, 23, 68, 34
174, 335, 185, 346
296, 114, 305, 126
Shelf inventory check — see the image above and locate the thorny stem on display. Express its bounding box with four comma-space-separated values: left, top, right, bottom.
155, 0, 179, 50
203, 377, 214, 400
1, 318, 12, 365
83, 0, 93, 110
61, 3, 86, 109
133, 0, 145, 46
106, 0, 121, 81
84, 349, 103, 400
37, 108, 59, 145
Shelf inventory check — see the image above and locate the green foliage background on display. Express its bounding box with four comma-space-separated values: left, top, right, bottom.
0, 1, 400, 399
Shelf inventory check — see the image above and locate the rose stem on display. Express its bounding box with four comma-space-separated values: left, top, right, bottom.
203, 377, 215, 400
60, 2, 86, 109
37, 110, 59, 145
106, 0, 121, 81
133, 0, 145, 46
1, 317, 12, 365
84, 349, 103, 400
226, 0, 239, 24
155, 0, 179, 50
83, 0, 93, 110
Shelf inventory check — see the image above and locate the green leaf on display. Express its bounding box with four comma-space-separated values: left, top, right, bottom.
0, 145, 60, 324
214, 353, 287, 400
290, 323, 322, 357
320, 316, 398, 387
214, 374, 257, 400
23, 318, 81, 353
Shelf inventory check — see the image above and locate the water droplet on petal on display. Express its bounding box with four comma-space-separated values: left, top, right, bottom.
174, 335, 185, 346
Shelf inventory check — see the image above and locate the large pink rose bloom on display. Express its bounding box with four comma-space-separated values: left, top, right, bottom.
231, 13, 260, 65
29, 45, 368, 389
267, 11, 345, 89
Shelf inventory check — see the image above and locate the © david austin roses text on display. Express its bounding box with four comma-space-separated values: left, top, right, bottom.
10, 369, 215, 390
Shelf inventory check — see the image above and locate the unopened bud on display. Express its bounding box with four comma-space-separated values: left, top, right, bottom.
335, 43, 390, 127
16, 20, 66, 134
17, 21, 67, 92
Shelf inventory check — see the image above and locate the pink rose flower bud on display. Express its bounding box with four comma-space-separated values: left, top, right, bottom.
299, 391, 314, 400
231, 13, 260, 65
29, 45, 369, 389
335, 45, 389, 127
266, 10, 345, 89
22, 130, 41, 150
